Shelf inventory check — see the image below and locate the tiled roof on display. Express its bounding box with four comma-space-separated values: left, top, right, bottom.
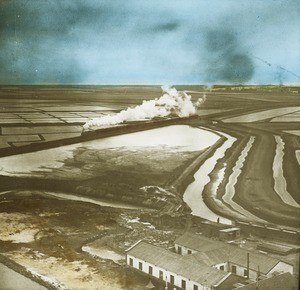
126, 241, 230, 287
232, 273, 296, 290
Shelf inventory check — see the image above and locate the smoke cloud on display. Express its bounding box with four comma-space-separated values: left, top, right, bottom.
0, 0, 299, 84
83, 86, 204, 131
203, 29, 255, 83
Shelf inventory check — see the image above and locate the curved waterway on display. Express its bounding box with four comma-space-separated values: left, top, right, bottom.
273, 136, 300, 208
183, 130, 236, 225
222, 137, 267, 223
0, 125, 219, 177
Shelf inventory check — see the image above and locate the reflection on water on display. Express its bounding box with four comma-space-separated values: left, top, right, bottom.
273, 136, 300, 207
43, 191, 142, 210
222, 136, 266, 222
0, 125, 219, 176
82, 246, 124, 262
296, 150, 300, 165
183, 131, 235, 225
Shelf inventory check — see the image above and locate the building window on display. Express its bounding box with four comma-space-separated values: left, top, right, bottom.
170, 275, 174, 284
187, 250, 192, 254
129, 258, 133, 266
139, 262, 143, 271
159, 270, 164, 279
232, 265, 237, 274
220, 265, 224, 270
149, 266, 153, 275
178, 246, 182, 255
193, 285, 198, 290
182, 279, 186, 290
244, 269, 248, 277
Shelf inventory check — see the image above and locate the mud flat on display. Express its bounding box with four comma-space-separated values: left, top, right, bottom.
273, 136, 299, 207
0, 125, 218, 177
233, 134, 300, 227
222, 107, 300, 123
222, 136, 266, 223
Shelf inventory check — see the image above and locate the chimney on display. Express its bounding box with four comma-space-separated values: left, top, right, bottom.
247, 253, 250, 279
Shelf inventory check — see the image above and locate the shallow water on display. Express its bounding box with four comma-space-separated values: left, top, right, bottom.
223, 107, 300, 123
0, 125, 219, 176
43, 191, 142, 210
296, 150, 300, 165
273, 136, 299, 207
82, 246, 123, 262
0, 263, 47, 290
222, 137, 267, 222
183, 131, 235, 225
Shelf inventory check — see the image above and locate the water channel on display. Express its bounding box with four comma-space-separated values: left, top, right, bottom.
222, 136, 267, 223
273, 136, 300, 208
183, 131, 235, 225
0, 262, 47, 290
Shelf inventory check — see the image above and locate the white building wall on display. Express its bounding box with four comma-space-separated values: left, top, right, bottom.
228, 262, 257, 280
213, 262, 228, 272
126, 254, 210, 290
174, 244, 197, 255
267, 262, 293, 276
228, 261, 294, 280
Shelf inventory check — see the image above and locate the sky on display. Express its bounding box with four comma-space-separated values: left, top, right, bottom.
0, 0, 299, 85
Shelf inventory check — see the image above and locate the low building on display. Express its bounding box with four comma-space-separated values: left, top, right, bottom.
174, 232, 225, 255
126, 241, 243, 290
219, 228, 241, 241
231, 272, 296, 290
256, 242, 298, 255
174, 233, 293, 280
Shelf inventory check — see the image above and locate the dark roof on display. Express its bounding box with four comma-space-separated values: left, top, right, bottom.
175, 232, 227, 252
257, 242, 295, 255
232, 272, 296, 290
126, 241, 230, 287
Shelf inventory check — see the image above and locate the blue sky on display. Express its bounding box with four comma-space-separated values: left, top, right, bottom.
0, 0, 299, 85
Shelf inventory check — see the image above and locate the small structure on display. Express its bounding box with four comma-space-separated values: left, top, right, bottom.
219, 227, 240, 240
257, 242, 298, 255
174, 232, 225, 255
194, 220, 230, 238
126, 241, 243, 290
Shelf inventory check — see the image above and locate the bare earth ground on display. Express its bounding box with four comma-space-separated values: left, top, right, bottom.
0, 191, 180, 289
0, 85, 299, 289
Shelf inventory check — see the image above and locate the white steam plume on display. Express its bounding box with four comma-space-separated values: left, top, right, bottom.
83, 86, 205, 131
